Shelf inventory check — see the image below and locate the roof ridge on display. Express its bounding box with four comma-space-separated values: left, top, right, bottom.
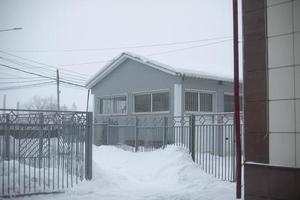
85, 51, 237, 89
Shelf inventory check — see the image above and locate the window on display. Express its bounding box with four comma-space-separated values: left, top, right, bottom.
135, 94, 151, 112
185, 91, 214, 112
200, 93, 213, 112
224, 94, 243, 112
134, 92, 169, 113
152, 92, 169, 112
185, 92, 198, 112
99, 96, 127, 114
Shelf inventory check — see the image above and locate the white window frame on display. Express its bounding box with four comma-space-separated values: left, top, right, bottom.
184, 89, 217, 114
97, 93, 128, 116
132, 89, 170, 115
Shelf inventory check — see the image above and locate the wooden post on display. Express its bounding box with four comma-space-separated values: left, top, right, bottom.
56, 69, 60, 111
86, 89, 90, 112
2, 94, 6, 114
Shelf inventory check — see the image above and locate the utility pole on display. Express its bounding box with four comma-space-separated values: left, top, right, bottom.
56, 69, 60, 111
86, 89, 90, 112
16, 101, 20, 114
2, 94, 6, 113
233, 0, 241, 199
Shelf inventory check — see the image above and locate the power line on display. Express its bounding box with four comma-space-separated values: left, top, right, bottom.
0, 79, 50, 84
60, 59, 109, 67
0, 60, 86, 86
60, 39, 232, 67
0, 55, 88, 82
0, 63, 85, 88
3, 36, 232, 53
0, 51, 90, 78
0, 76, 45, 80
59, 81, 88, 91
148, 39, 232, 56
0, 81, 55, 90
0, 56, 57, 78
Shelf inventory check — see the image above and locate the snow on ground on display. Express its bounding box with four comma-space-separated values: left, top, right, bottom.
18, 145, 235, 200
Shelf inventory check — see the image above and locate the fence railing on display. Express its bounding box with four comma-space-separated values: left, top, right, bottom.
0, 109, 93, 198
94, 113, 243, 182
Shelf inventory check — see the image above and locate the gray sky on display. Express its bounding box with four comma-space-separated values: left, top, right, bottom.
0, 0, 242, 111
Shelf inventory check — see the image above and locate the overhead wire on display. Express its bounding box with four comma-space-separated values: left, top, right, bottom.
3, 36, 232, 53
148, 39, 232, 56
60, 38, 232, 67
0, 55, 88, 84
0, 63, 85, 88
0, 79, 51, 84
0, 81, 56, 90
0, 36, 233, 90
0, 50, 90, 78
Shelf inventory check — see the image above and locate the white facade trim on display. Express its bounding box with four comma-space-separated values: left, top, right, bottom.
174, 83, 182, 117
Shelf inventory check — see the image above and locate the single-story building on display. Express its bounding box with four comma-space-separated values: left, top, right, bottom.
85, 52, 243, 145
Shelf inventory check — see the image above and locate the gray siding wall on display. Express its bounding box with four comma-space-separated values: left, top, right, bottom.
91, 59, 181, 121
91, 58, 243, 120
90, 58, 243, 145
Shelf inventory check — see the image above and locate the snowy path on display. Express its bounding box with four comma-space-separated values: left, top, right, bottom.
18, 145, 235, 200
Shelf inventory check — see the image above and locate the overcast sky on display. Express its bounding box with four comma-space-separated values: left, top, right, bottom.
0, 0, 242, 111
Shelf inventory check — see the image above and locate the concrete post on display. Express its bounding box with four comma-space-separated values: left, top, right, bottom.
190, 115, 196, 162
85, 112, 93, 180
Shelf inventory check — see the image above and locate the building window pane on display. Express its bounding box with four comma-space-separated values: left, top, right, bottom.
152, 92, 169, 112
224, 95, 243, 112
134, 94, 151, 112
200, 93, 213, 112
99, 96, 127, 114
113, 96, 127, 114
185, 92, 198, 112
100, 98, 112, 114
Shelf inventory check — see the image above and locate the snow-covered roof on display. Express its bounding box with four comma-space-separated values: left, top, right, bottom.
85, 52, 234, 89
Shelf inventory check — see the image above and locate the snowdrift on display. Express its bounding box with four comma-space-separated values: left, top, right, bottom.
18, 145, 235, 200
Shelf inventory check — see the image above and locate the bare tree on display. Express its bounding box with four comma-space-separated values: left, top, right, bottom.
71, 103, 77, 111
23, 95, 58, 110
22, 96, 79, 111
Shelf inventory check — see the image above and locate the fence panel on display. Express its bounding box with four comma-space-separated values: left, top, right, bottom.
93, 113, 243, 182
0, 109, 92, 197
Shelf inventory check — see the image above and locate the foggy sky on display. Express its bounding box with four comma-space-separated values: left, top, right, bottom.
0, 0, 242, 111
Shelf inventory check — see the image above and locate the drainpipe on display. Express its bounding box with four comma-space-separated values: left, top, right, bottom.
233, 0, 242, 199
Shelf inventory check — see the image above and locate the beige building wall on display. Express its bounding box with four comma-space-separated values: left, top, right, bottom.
267, 0, 300, 168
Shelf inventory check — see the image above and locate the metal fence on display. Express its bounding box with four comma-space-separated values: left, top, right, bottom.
94, 113, 243, 182
0, 109, 93, 198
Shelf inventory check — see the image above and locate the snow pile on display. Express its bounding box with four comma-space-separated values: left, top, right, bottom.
19, 145, 235, 200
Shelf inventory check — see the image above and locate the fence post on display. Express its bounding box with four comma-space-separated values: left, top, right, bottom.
38, 113, 44, 168
85, 112, 93, 180
163, 117, 168, 148
134, 117, 138, 152
4, 114, 10, 160
189, 115, 196, 162
106, 118, 110, 145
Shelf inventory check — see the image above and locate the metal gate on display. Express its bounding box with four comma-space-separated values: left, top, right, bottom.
0, 109, 93, 197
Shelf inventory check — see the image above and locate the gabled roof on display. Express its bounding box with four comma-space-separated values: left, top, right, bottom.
85, 52, 234, 89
